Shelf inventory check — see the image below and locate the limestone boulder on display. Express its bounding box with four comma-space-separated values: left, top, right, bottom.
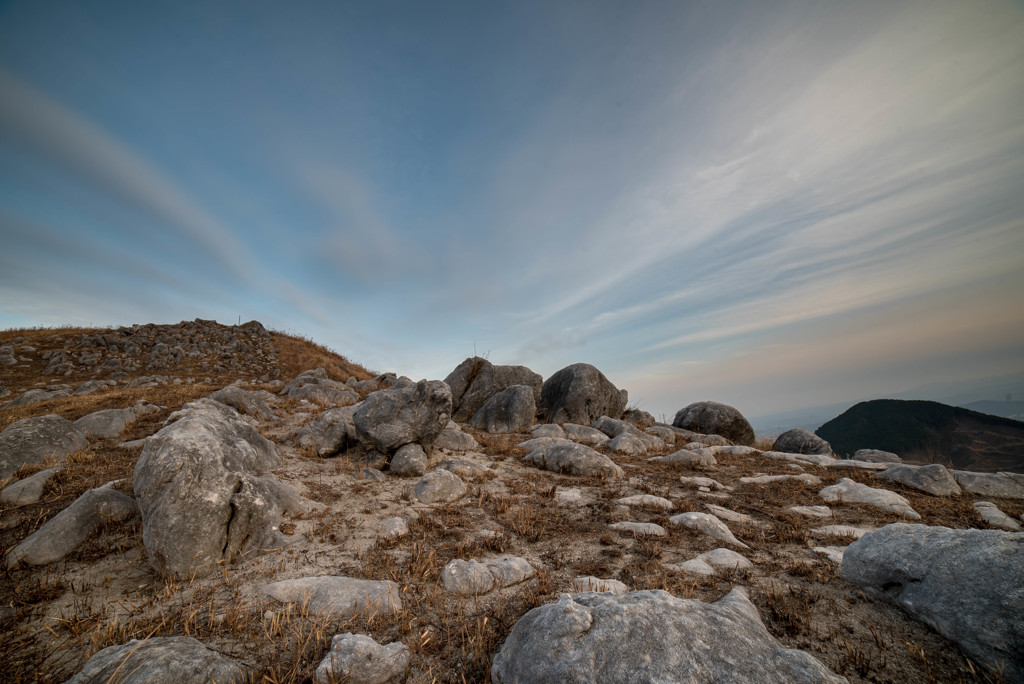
415, 469, 466, 504
389, 443, 427, 478
6, 486, 136, 568
491, 588, 844, 683
0, 467, 59, 507
313, 633, 410, 684
263, 576, 402, 619
0, 415, 88, 479
444, 357, 543, 422
772, 429, 831, 455
133, 399, 301, 579
469, 385, 536, 433
951, 470, 1024, 500
670, 512, 749, 549
854, 449, 902, 464
876, 464, 960, 497
820, 478, 920, 519
672, 401, 755, 447
841, 523, 1024, 681
354, 380, 452, 453
297, 405, 359, 457
73, 408, 137, 440
538, 363, 627, 424
209, 385, 275, 420
66, 636, 249, 684
523, 441, 623, 479
432, 429, 479, 452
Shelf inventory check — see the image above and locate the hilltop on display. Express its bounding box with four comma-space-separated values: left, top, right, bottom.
816, 399, 1024, 472
1, 321, 1021, 683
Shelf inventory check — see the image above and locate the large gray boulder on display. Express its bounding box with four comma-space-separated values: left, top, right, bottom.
73, 408, 137, 440
209, 385, 275, 420
819, 478, 920, 519
523, 441, 623, 479
772, 428, 831, 455
951, 470, 1024, 500
672, 402, 755, 447
491, 588, 844, 683
133, 399, 300, 579
444, 357, 543, 423
0, 414, 88, 479
313, 633, 410, 684
469, 385, 536, 433
6, 486, 136, 568
841, 523, 1024, 681
353, 380, 452, 453
297, 405, 359, 457
66, 636, 249, 684
263, 576, 402, 619
876, 463, 961, 497
538, 363, 627, 424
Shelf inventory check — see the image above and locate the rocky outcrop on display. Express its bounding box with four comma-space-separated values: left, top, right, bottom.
538, 363, 627, 424
297, 405, 359, 457
66, 636, 249, 684
772, 428, 831, 455
876, 463, 960, 496
491, 588, 844, 683
523, 440, 623, 479
6, 486, 136, 568
281, 368, 358, 406
133, 399, 300, 579
468, 385, 536, 433
444, 357, 543, 422
209, 385, 276, 420
353, 380, 452, 453
841, 523, 1024, 681
313, 633, 410, 684
672, 401, 755, 446
0, 414, 88, 479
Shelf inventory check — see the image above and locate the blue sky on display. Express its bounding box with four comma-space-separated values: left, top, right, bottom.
2, 0, 1023, 422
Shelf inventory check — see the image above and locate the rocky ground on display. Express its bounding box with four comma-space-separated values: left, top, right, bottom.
1, 321, 1021, 683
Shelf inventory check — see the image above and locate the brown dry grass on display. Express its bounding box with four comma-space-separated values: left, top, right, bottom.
272, 332, 373, 383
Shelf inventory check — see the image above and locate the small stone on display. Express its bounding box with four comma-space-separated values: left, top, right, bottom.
669, 512, 748, 549
819, 478, 920, 519
379, 517, 409, 538
389, 443, 427, 478
415, 470, 467, 504
441, 559, 495, 595
974, 501, 1022, 531
313, 633, 410, 684
615, 494, 673, 510
572, 576, 629, 594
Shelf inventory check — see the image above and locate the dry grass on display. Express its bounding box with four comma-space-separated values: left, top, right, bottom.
272, 332, 373, 383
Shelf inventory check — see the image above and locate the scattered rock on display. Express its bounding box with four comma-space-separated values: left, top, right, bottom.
761, 451, 837, 467
669, 512, 749, 548
432, 429, 479, 452
562, 423, 610, 447
66, 636, 249, 684
788, 505, 832, 518
679, 476, 731, 491
622, 408, 655, 427
571, 576, 629, 594
704, 503, 758, 526
645, 425, 678, 443
538, 363, 627, 424
0, 468, 59, 507
209, 385, 275, 420
389, 443, 427, 478
608, 521, 667, 537
554, 487, 586, 505
739, 473, 821, 486
297, 406, 359, 457
813, 546, 846, 564
607, 432, 647, 456
484, 555, 535, 587
468, 384, 536, 433
523, 441, 623, 479
530, 424, 566, 439
313, 633, 410, 684
666, 548, 753, 576
615, 494, 673, 510
6, 486, 136, 568
974, 501, 1022, 531
263, 576, 402, 619
73, 408, 137, 440
772, 428, 831, 455
437, 458, 497, 481
853, 449, 902, 464
379, 517, 410, 539
951, 470, 1024, 500
875, 463, 961, 497
6, 388, 71, 408
444, 357, 542, 423
415, 469, 466, 504
672, 401, 755, 447
810, 525, 873, 540
133, 399, 300, 579
490, 588, 844, 683
0, 415, 88, 479
841, 523, 1024, 681
650, 449, 716, 467
353, 380, 452, 453
819, 478, 920, 519
441, 559, 494, 595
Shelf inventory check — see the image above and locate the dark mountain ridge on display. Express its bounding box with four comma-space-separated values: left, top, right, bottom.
816, 399, 1024, 472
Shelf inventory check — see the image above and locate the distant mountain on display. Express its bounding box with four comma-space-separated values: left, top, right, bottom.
959, 400, 1024, 421
815, 399, 1024, 472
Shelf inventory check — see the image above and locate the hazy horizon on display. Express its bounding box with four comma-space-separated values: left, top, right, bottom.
2, 1, 1023, 422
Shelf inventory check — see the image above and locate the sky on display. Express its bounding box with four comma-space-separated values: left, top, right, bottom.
1, 0, 1023, 424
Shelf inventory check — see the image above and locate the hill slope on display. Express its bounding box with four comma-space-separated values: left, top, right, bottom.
816, 399, 1024, 471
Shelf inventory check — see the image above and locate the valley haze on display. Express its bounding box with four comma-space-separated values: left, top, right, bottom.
2, 0, 1024, 425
